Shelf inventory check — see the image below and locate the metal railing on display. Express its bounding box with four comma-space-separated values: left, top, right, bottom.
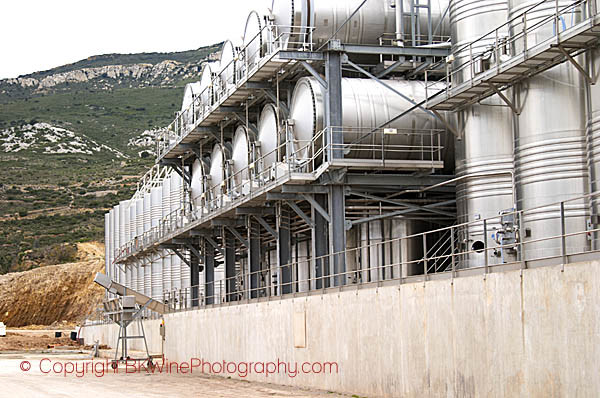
156, 191, 600, 313
133, 164, 167, 200
156, 24, 315, 161
424, 0, 599, 102
324, 126, 445, 166
114, 126, 446, 263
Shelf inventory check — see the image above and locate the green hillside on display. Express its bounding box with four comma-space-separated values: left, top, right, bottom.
0, 44, 220, 274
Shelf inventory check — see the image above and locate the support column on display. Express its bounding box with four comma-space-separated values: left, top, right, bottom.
311, 194, 329, 289
202, 238, 215, 305
190, 246, 200, 308
248, 218, 261, 299
325, 48, 347, 286
277, 204, 292, 295
224, 228, 237, 302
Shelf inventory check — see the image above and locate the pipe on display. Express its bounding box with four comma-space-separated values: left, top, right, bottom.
396, 0, 404, 47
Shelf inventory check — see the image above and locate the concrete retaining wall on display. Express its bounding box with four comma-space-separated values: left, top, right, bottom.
81, 260, 600, 397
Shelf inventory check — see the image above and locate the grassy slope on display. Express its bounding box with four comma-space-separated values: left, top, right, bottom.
0, 45, 219, 274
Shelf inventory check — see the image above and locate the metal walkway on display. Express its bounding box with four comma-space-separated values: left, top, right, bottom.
426, 0, 600, 112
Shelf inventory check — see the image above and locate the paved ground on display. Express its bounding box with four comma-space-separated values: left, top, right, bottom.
0, 352, 348, 398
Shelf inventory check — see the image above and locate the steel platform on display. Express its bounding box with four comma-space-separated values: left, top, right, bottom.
427, 13, 600, 111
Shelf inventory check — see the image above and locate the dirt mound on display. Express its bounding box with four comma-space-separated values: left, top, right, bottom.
0, 242, 105, 327
0, 332, 82, 351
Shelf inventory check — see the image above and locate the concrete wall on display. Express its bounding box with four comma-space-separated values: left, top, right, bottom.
81, 260, 600, 397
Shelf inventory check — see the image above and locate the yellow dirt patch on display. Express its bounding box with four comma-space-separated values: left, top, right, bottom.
0, 242, 105, 328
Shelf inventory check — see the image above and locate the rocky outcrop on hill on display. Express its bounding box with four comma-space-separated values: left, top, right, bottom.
3, 60, 201, 93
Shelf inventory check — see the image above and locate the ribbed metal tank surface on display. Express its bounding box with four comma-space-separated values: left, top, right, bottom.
510, 0, 590, 260
288, 77, 448, 162
269, 0, 450, 47
450, 0, 516, 267
151, 187, 163, 300
162, 175, 172, 294
170, 173, 184, 290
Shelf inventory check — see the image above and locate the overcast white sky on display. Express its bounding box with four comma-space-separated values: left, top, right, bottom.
0, 0, 271, 79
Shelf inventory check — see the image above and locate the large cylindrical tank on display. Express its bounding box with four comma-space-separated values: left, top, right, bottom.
141, 192, 152, 296
126, 199, 137, 290
218, 40, 237, 93
191, 158, 209, 210
208, 143, 227, 205
288, 77, 447, 161
257, 104, 281, 172
359, 219, 423, 280
450, 0, 516, 267
136, 259, 143, 294
104, 213, 110, 285
151, 187, 163, 299
269, 0, 450, 47
243, 11, 266, 71
588, 54, 600, 249
129, 203, 137, 244
199, 63, 217, 113
509, 0, 589, 259
170, 174, 184, 290
120, 200, 129, 245
135, 199, 144, 240
162, 176, 172, 293
121, 201, 131, 288
181, 82, 202, 129
360, 220, 384, 282
132, 199, 143, 292
231, 125, 252, 195
143, 192, 152, 234
113, 205, 120, 283
450, 0, 510, 81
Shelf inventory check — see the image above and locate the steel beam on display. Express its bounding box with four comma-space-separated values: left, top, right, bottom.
171, 248, 191, 268
286, 200, 315, 228
197, 234, 225, 257
312, 194, 329, 289
213, 106, 245, 114
202, 238, 215, 305
261, 89, 290, 114
248, 218, 261, 299
345, 173, 455, 187
341, 44, 450, 57
301, 194, 330, 222
253, 215, 277, 238
236, 207, 276, 215
281, 185, 329, 194
224, 229, 237, 302
348, 190, 455, 217
300, 61, 328, 89
232, 113, 259, 135
190, 252, 200, 307
277, 205, 292, 295
329, 185, 346, 286
226, 226, 249, 248
350, 199, 457, 226
279, 51, 325, 61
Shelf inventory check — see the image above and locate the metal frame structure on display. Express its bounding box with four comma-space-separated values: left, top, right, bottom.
108, 2, 494, 312
102, 0, 600, 319
425, 0, 600, 111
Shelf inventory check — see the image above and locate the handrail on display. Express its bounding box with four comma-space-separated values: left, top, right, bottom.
425, 0, 597, 102
113, 126, 446, 263
158, 189, 600, 311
